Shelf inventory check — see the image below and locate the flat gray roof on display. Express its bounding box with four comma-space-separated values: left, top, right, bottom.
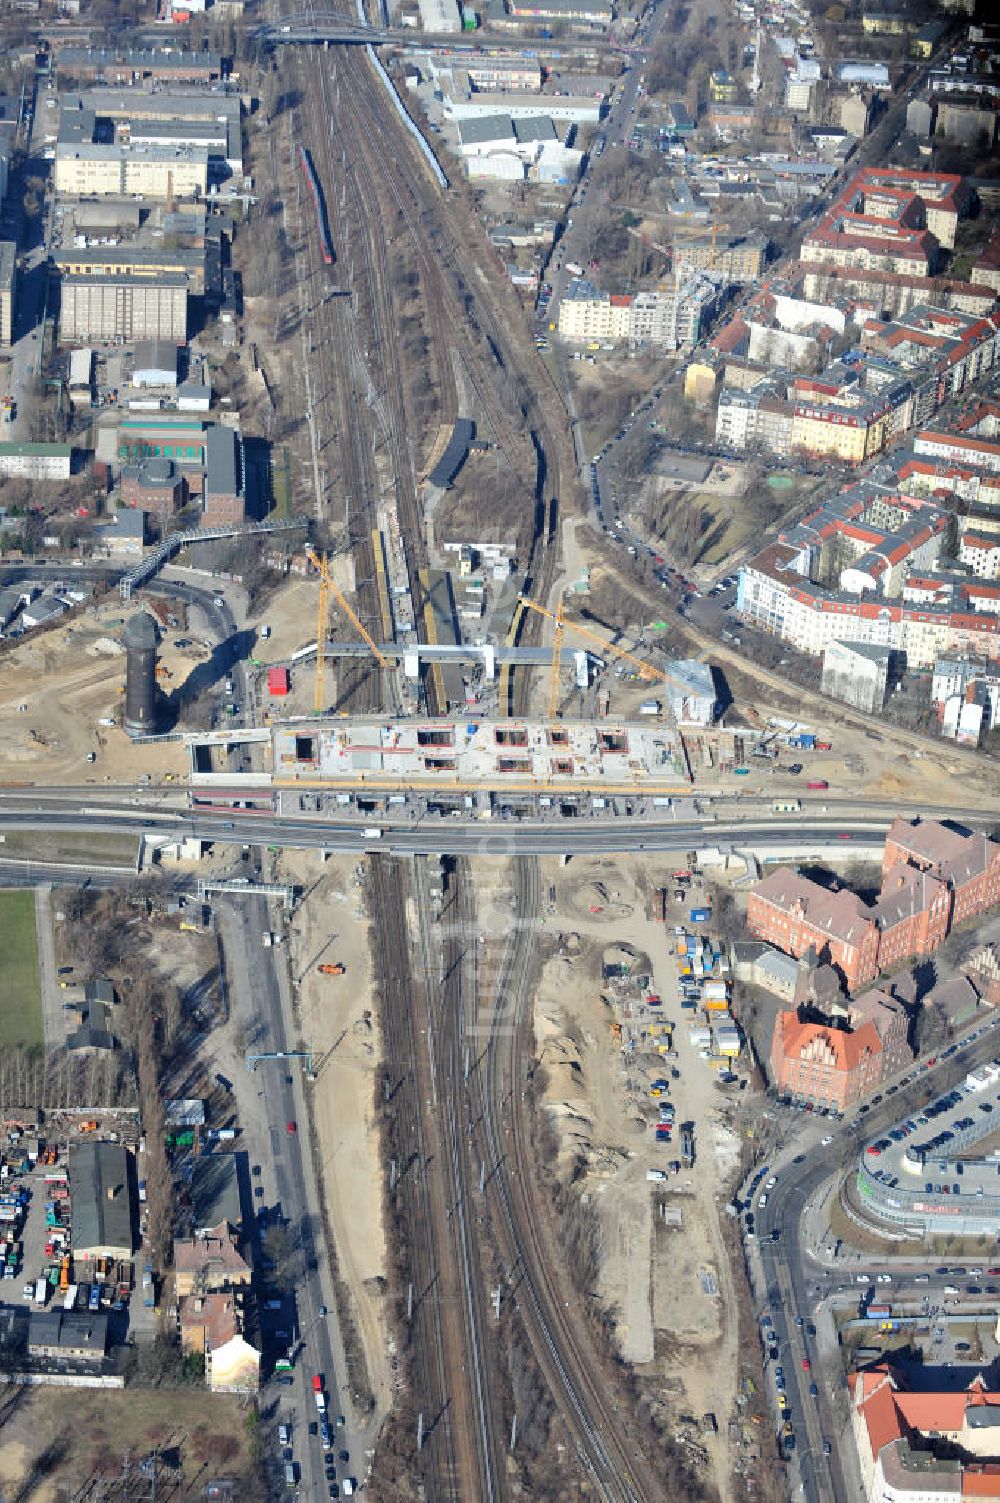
69, 1140, 133, 1256
189, 1153, 241, 1231
458, 114, 514, 145
205, 424, 239, 497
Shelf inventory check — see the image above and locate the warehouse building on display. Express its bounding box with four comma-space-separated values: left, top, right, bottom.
69, 1141, 135, 1262
0, 240, 15, 347
58, 273, 187, 345
28, 1310, 109, 1365
0, 443, 73, 480
203, 424, 245, 527
53, 142, 209, 199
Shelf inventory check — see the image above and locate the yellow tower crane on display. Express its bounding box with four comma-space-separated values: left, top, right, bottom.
306, 546, 389, 713
518, 594, 659, 719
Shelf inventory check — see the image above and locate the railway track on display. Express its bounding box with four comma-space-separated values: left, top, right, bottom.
369, 855, 465, 1499
466, 855, 663, 1503
416, 857, 507, 1502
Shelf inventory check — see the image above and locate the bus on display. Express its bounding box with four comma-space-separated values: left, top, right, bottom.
772, 800, 802, 814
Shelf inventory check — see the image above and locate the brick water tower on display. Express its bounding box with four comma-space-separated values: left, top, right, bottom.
122, 610, 160, 735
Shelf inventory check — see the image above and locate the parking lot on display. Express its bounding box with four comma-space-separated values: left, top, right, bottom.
2, 1115, 141, 1342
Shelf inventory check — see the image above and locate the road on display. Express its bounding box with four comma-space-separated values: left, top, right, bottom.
744, 1016, 1000, 1503
220, 891, 362, 1497
0, 806, 928, 857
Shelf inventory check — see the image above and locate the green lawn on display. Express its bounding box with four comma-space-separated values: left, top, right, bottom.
0, 890, 43, 1048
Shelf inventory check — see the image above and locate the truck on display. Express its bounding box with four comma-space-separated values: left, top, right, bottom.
787, 733, 816, 750
806, 779, 829, 791
681, 1124, 695, 1170
142, 1264, 154, 1307
34, 1278, 47, 1306
363, 828, 383, 841
566, 261, 584, 276
318, 963, 345, 976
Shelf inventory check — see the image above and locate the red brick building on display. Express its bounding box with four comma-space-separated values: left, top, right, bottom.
746, 868, 880, 990
120, 458, 186, 529
871, 862, 951, 971
770, 987, 911, 1109
883, 818, 1000, 929
749, 821, 1000, 992
770, 1013, 883, 1112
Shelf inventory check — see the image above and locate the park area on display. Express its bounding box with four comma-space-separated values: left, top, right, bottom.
0, 889, 42, 1049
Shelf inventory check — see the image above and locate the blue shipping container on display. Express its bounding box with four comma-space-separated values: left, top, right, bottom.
689, 908, 712, 923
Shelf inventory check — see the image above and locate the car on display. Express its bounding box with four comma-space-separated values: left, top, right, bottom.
823, 1440, 832, 1456
254, 1185, 264, 1198
758, 1194, 767, 1207
809, 1382, 818, 1398
821, 1134, 833, 1146
766, 1176, 777, 1189
802, 1358, 810, 1371
309, 1422, 319, 1437
339, 1450, 350, 1464
287, 1121, 297, 1134
877, 1273, 892, 1284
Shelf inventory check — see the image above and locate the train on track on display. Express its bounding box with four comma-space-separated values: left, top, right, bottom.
298, 144, 334, 266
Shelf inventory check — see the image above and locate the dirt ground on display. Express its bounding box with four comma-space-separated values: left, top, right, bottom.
526, 853, 743, 1503
277, 848, 394, 1429
0, 1384, 257, 1500
0, 600, 190, 785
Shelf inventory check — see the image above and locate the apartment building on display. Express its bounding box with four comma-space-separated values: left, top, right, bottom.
672, 232, 767, 282
0, 240, 15, 347
800, 261, 997, 319
790, 393, 892, 463
972, 227, 1000, 294
860, 305, 1000, 399
54, 142, 209, 199
820, 639, 893, 713
801, 167, 973, 276
58, 274, 187, 345
716, 386, 794, 456
961, 531, 1000, 579
914, 428, 1000, 473
558, 276, 716, 350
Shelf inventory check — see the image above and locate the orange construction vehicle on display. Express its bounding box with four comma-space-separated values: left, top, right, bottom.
59, 1254, 71, 1291
317, 963, 345, 977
